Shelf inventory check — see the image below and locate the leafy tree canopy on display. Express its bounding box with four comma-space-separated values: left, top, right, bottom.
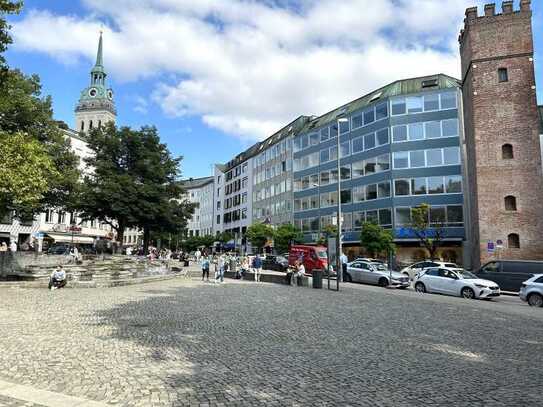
360, 222, 395, 258
246, 223, 275, 252
410, 203, 445, 260
274, 223, 302, 254
0, 0, 22, 67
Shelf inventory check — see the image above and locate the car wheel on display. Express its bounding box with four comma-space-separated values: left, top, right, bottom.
378, 277, 388, 287
415, 282, 426, 293
527, 293, 543, 307
461, 287, 475, 299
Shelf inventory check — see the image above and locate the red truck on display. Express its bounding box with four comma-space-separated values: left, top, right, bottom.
288, 245, 328, 275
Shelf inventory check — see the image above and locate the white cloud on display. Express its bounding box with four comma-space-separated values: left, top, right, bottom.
11, 0, 487, 140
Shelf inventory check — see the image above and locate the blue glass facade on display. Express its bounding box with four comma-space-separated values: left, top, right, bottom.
292, 87, 465, 245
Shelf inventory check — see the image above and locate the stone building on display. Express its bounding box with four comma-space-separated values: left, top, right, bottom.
459, 0, 543, 267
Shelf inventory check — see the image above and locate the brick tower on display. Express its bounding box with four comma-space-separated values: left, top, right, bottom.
459, 0, 543, 268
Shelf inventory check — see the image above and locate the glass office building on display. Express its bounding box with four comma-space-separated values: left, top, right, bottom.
292, 75, 465, 264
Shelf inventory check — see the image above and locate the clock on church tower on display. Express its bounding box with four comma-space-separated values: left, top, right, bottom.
75, 32, 117, 134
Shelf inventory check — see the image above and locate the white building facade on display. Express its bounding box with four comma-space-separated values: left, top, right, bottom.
183, 177, 215, 237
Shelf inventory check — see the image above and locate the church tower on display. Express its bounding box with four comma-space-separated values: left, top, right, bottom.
75, 32, 116, 133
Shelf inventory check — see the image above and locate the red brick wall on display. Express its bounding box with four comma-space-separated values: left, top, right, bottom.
460, 2, 543, 268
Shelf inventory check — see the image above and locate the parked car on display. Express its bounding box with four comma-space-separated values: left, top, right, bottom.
356, 258, 388, 268
262, 255, 289, 272
47, 244, 72, 255
344, 260, 410, 288
401, 261, 459, 280
288, 245, 328, 275
414, 267, 500, 299
519, 274, 543, 307
474, 260, 543, 292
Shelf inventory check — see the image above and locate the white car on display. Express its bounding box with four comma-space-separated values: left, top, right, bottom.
414, 267, 500, 299
519, 274, 543, 307
401, 261, 459, 280
344, 261, 410, 288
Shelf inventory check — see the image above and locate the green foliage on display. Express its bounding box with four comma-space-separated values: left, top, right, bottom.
216, 231, 233, 244
0, 0, 22, 67
274, 223, 302, 253
77, 124, 196, 251
359, 222, 395, 258
246, 223, 275, 252
0, 131, 58, 217
181, 235, 215, 252
410, 203, 445, 260
0, 69, 80, 215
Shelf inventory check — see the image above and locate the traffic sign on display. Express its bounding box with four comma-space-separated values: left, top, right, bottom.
496, 239, 503, 249
487, 241, 495, 254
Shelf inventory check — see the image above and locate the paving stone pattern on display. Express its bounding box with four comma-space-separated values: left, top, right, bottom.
0, 395, 46, 407
0, 279, 542, 406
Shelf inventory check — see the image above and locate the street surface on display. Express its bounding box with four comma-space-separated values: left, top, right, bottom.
0, 275, 542, 406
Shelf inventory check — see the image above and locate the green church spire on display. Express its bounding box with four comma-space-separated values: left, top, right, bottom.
91, 31, 105, 75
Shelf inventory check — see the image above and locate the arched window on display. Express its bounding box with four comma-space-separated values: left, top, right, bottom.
502, 144, 514, 159
508, 233, 520, 249
89, 120, 93, 130
504, 196, 517, 211
80, 121, 84, 131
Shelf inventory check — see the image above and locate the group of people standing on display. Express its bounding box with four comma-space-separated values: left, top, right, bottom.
0, 241, 18, 253
200, 253, 265, 283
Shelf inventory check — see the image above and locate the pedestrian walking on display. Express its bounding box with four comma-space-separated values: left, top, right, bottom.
253, 254, 262, 282
340, 252, 348, 281
9, 240, 17, 252
296, 261, 305, 287
216, 255, 225, 283
201, 256, 210, 281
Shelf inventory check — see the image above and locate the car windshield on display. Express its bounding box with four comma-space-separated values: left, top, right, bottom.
371, 263, 387, 271
317, 251, 327, 259
458, 270, 477, 279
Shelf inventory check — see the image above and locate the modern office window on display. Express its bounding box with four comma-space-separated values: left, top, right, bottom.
395, 207, 411, 225
342, 213, 353, 231
498, 68, 508, 83
392, 125, 407, 142
379, 208, 392, 226
406, 96, 423, 114
352, 114, 363, 129
330, 123, 338, 138
353, 212, 364, 229
375, 102, 388, 120
320, 127, 329, 142
425, 121, 441, 139
440, 91, 457, 109
320, 149, 330, 164
353, 186, 365, 202
426, 149, 443, 166
443, 147, 460, 165
341, 190, 352, 204
393, 151, 409, 169
444, 176, 462, 193
502, 144, 514, 159
409, 150, 425, 168
340, 141, 351, 158
408, 122, 424, 141
352, 161, 364, 178
424, 94, 439, 111
442, 119, 459, 138
364, 157, 376, 175
310, 195, 319, 209
508, 233, 520, 248
394, 179, 410, 196
341, 166, 351, 180
352, 136, 364, 153
320, 171, 330, 185
430, 206, 446, 225
366, 184, 377, 200
411, 178, 427, 195
339, 120, 350, 134
391, 98, 406, 115
504, 195, 517, 211
376, 128, 389, 146
427, 176, 445, 194
377, 181, 391, 198
364, 133, 375, 150
366, 210, 378, 224
447, 206, 463, 226
376, 154, 390, 172
309, 133, 319, 146
363, 108, 375, 125
330, 146, 338, 161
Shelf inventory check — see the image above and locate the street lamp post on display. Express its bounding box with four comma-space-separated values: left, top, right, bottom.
336, 117, 349, 289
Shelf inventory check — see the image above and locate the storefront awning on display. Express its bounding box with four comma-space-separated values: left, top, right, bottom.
45, 233, 95, 245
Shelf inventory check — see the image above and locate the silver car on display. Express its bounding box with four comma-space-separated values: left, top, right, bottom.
344, 261, 410, 288
519, 274, 543, 307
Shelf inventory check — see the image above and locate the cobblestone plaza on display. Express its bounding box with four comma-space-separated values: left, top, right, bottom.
0, 278, 542, 406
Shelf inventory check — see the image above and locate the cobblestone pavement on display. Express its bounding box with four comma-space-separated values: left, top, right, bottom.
0, 277, 542, 406
0, 395, 46, 407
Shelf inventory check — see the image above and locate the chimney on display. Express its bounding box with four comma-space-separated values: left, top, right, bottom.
502, 1, 513, 14
484, 3, 495, 16
520, 0, 531, 11
465, 7, 478, 22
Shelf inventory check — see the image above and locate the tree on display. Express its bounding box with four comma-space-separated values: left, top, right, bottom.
274, 223, 302, 254
0, 131, 59, 218
246, 223, 275, 253
360, 222, 396, 258
317, 224, 337, 245
78, 124, 195, 251
0, 1, 22, 68
216, 231, 233, 244
0, 70, 80, 215
410, 203, 445, 260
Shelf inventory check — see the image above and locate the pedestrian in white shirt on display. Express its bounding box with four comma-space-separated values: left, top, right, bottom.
9, 240, 17, 252
296, 261, 305, 287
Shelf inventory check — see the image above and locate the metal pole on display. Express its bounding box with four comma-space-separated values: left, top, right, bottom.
336, 118, 344, 290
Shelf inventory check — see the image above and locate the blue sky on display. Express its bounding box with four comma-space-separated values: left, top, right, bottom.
6, 0, 543, 178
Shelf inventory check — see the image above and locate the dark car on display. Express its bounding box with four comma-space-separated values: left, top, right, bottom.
475, 260, 543, 292
262, 255, 289, 272
47, 244, 71, 255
